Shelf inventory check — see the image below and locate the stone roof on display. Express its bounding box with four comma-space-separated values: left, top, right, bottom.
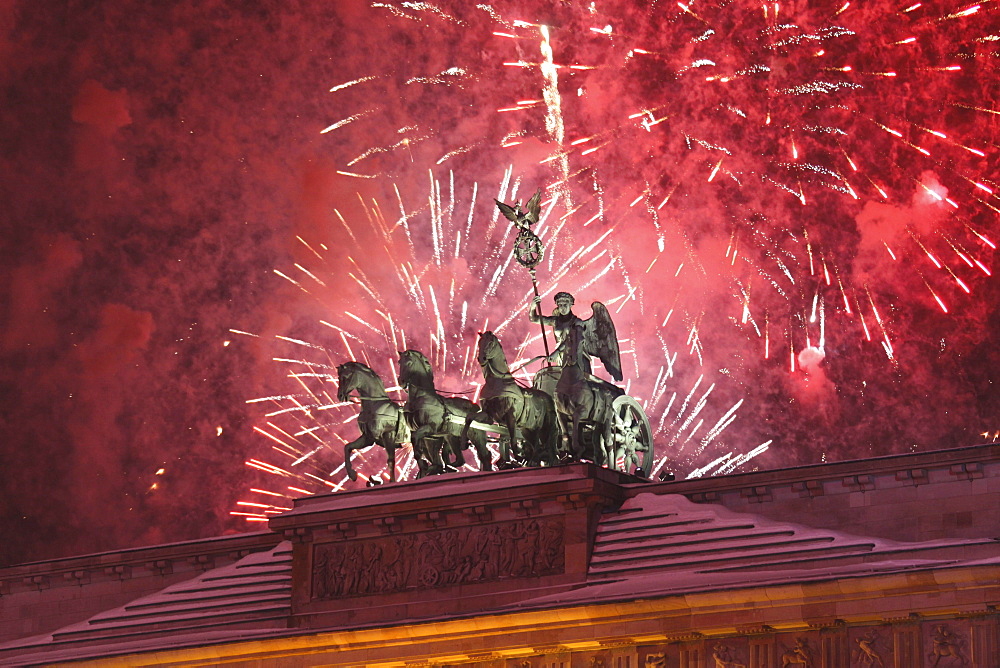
594, 492, 996, 578
2, 445, 999, 666
0, 543, 292, 665
516, 491, 1000, 609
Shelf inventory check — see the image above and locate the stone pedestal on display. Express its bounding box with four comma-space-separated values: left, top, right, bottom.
268, 463, 633, 629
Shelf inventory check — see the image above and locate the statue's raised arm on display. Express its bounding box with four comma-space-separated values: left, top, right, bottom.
582, 302, 623, 382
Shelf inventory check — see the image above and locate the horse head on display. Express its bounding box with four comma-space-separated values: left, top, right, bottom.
398, 349, 433, 388
338, 361, 381, 402
477, 331, 510, 378
336, 362, 358, 402
477, 331, 499, 365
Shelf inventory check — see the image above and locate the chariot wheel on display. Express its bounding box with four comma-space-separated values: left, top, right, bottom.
419, 567, 440, 587
609, 395, 654, 477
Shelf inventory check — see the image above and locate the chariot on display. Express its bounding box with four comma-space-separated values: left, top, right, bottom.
335, 188, 656, 481
463, 322, 654, 477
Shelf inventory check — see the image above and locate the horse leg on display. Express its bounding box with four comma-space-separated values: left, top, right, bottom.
429, 435, 446, 474
417, 427, 444, 475
410, 427, 432, 477
523, 428, 539, 467
444, 434, 464, 470
498, 412, 518, 468
471, 429, 492, 471
556, 412, 572, 462
382, 436, 397, 483
544, 409, 560, 466
572, 412, 586, 461
461, 411, 479, 445
343, 434, 373, 481
464, 410, 496, 470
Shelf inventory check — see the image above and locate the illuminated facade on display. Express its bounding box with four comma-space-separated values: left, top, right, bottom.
2, 444, 998, 667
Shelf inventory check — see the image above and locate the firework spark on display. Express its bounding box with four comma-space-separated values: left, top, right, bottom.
237, 0, 996, 513
236, 170, 752, 509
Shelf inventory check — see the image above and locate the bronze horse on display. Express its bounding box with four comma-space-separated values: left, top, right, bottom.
398, 349, 493, 475
467, 331, 560, 468
336, 361, 410, 483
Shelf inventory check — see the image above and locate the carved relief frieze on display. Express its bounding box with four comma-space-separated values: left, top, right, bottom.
710, 640, 748, 668
849, 628, 890, 667
925, 622, 970, 667
311, 517, 564, 599
479, 618, 996, 668
776, 634, 817, 668
642, 651, 666, 668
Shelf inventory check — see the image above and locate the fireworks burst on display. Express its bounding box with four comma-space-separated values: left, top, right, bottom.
232, 168, 760, 517
326, 0, 997, 355
233, 0, 997, 517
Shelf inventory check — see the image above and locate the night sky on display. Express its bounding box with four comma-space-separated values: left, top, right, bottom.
2, 0, 998, 566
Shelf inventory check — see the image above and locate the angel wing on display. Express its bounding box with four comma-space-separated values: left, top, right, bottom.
523, 189, 542, 226
582, 302, 623, 382
495, 199, 520, 223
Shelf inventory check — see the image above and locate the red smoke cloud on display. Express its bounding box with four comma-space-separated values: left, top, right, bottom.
1, 0, 997, 565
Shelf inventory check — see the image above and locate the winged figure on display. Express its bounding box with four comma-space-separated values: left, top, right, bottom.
529, 292, 622, 382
